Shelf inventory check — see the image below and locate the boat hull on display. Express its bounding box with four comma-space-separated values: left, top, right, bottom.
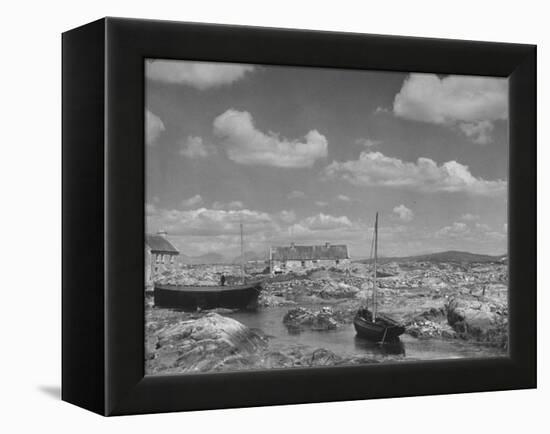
353, 309, 405, 342
154, 282, 262, 311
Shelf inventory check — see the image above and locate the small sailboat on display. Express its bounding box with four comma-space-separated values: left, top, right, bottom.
354, 212, 405, 343
154, 222, 262, 310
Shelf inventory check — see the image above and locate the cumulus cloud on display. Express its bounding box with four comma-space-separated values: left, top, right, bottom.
295, 213, 352, 231
212, 200, 244, 210
146, 60, 254, 90
458, 120, 495, 145
213, 109, 328, 168
146, 109, 165, 146
179, 136, 213, 158
355, 138, 382, 148
181, 194, 203, 208
148, 207, 274, 237
460, 213, 480, 221
288, 190, 306, 199
315, 201, 329, 207
324, 151, 506, 196
145, 203, 157, 215
393, 204, 414, 222
435, 222, 469, 238
393, 73, 507, 144
337, 195, 351, 201
278, 210, 297, 223
436, 221, 504, 242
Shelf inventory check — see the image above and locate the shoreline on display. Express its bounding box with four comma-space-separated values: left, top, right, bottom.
145, 259, 508, 375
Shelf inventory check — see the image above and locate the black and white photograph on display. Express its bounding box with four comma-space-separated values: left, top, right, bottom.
0, 0, 542, 429
144, 59, 509, 375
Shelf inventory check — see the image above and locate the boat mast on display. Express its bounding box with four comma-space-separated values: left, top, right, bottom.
240, 222, 245, 283
372, 212, 379, 323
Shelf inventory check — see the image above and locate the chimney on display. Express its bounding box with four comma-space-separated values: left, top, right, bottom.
157, 230, 167, 238
290, 242, 296, 248
325, 242, 330, 248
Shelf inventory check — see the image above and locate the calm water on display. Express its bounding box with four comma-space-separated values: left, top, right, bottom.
227, 306, 506, 362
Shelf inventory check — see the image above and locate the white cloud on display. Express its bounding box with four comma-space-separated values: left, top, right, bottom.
324, 151, 506, 196
148, 207, 275, 236
146, 60, 254, 90
179, 136, 212, 158
337, 194, 351, 201
213, 109, 328, 168
375, 107, 390, 115
212, 200, 244, 210
393, 73, 507, 143
475, 222, 491, 232
458, 120, 495, 145
278, 210, 296, 223
435, 221, 505, 242
355, 138, 382, 148
146, 109, 165, 146
315, 201, 329, 207
288, 190, 306, 199
145, 203, 157, 215
181, 194, 203, 208
294, 213, 352, 231
393, 204, 414, 222
460, 213, 480, 221
435, 222, 469, 238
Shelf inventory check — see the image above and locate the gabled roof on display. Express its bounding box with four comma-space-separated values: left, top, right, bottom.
271, 244, 348, 261
146, 234, 179, 255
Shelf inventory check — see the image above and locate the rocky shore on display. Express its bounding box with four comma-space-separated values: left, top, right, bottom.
145, 260, 508, 375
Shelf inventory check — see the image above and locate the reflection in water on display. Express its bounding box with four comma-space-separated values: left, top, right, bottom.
354, 336, 406, 356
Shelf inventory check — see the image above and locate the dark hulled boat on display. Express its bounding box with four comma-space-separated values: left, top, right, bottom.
354, 212, 405, 343
353, 308, 405, 342
154, 281, 262, 310
155, 222, 262, 311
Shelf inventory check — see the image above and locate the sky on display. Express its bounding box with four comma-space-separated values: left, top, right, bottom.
145, 59, 508, 259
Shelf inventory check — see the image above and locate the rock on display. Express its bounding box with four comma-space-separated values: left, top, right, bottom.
283, 307, 340, 331
146, 313, 267, 374
262, 345, 379, 368
446, 296, 507, 347
258, 293, 297, 308
319, 281, 359, 299
406, 319, 456, 339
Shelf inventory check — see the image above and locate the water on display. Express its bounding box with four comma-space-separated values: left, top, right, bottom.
227, 306, 506, 362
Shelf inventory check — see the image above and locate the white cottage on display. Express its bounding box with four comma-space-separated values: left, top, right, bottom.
145, 231, 179, 289
269, 242, 350, 274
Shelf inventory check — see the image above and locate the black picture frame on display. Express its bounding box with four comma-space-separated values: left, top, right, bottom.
62, 17, 536, 416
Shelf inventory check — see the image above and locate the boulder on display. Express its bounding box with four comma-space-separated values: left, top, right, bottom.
446, 296, 507, 347
258, 293, 298, 308
406, 319, 457, 339
262, 345, 379, 368
146, 313, 267, 374
283, 307, 340, 331
319, 281, 359, 299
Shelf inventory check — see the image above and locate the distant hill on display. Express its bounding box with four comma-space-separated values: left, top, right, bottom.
355, 250, 506, 264
178, 252, 227, 265
231, 250, 266, 264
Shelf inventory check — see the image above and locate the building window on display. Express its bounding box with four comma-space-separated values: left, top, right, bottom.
301, 260, 306, 267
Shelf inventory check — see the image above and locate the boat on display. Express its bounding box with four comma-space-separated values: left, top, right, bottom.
154, 222, 262, 310
353, 212, 405, 343
154, 281, 263, 310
